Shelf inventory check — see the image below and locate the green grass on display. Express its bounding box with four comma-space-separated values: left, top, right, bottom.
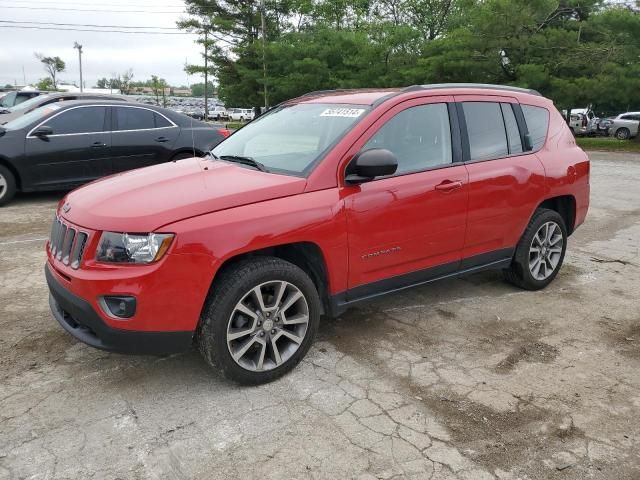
577, 137, 640, 153
224, 121, 244, 130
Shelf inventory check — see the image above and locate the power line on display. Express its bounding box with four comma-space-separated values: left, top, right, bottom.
0, 20, 182, 30
0, 24, 195, 34
1, 5, 188, 14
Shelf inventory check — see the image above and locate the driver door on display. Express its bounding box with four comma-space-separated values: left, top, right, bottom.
24, 105, 112, 188
342, 97, 469, 298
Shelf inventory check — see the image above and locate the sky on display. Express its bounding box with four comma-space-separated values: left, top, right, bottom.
0, 0, 204, 88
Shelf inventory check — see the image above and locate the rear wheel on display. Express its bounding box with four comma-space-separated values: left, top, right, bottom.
504, 209, 567, 290
0, 165, 17, 207
198, 257, 321, 384
615, 128, 630, 140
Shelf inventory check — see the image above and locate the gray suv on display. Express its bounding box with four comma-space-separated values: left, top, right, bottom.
610, 112, 640, 140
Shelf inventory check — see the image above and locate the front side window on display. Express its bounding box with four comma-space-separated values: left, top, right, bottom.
362, 103, 452, 175
44, 107, 107, 135
115, 107, 155, 131
463, 102, 509, 161
522, 105, 549, 151
212, 103, 370, 175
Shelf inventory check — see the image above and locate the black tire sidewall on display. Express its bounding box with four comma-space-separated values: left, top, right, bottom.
201, 258, 321, 384
0, 165, 16, 207
616, 128, 630, 140
514, 209, 568, 289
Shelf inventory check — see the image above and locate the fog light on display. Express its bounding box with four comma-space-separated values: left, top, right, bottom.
100, 296, 136, 319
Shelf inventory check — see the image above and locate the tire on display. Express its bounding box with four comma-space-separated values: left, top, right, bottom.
0, 165, 17, 207
615, 128, 630, 140
503, 208, 567, 290
198, 257, 321, 384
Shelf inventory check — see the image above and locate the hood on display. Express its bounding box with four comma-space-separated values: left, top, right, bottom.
0, 111, 20, 125
62, 157, 307, 232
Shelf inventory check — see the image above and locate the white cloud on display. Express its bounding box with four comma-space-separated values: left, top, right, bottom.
0, 0, 207, 87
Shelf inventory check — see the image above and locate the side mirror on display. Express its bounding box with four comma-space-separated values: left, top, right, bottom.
346, 148, 398, 184
33, 125, 53, 138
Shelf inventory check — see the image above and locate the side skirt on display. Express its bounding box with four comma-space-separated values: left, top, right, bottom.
327, 248, 514, 318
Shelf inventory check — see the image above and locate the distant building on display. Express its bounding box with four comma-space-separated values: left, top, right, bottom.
172, 88, 192, 96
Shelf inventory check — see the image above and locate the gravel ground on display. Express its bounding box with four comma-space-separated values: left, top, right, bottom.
1, 152, 639, 480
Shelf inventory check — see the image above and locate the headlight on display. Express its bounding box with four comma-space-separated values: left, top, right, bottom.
96, 232, 174, 264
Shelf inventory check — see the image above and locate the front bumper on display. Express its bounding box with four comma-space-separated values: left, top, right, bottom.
46, 265, 194, 355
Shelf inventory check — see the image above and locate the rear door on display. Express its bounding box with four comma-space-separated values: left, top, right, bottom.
456, 96, 547, 266
24, 105, 112, 188
111, 105, 180, 173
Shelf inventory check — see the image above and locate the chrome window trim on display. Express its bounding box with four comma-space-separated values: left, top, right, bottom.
26, 104, 177, 138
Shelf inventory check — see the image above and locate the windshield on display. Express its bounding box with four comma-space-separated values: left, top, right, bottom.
9, 94, 50, 112
3, 104, 62, 130
212, 103, 370, 176
1, 92, 16, 108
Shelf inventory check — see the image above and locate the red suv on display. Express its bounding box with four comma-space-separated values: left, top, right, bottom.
46, 84, 589, 384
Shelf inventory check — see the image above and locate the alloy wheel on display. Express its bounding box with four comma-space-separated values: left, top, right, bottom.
226, 280, 309, 371
0, 173, 6, 200
529, 221, 564, 281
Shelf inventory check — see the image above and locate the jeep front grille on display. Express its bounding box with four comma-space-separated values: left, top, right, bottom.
49, 217, 88, 270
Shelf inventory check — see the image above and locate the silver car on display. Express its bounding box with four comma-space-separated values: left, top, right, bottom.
609, 112, 640, 140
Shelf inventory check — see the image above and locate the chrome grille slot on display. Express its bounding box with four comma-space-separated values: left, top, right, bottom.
61, 228, 75, 265
70, 232, 88, 270
55, 224, 67, 260
49, 216, 89, 270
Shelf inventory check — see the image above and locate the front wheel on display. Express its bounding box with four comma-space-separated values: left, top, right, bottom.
504, 209, 567, 290
198, 257, 321, 384
0, 165, 17, 207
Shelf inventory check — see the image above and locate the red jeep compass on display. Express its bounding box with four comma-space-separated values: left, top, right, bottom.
46, 84, 589, 384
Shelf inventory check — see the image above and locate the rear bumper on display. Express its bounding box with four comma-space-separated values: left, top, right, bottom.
46, 265, 194, 355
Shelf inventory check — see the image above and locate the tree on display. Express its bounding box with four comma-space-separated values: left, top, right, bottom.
34, 53, 65, 90
150, 75, 169, 106
190, 81, 216, 97
107, 69, 135, 94
36, 78, 53, 91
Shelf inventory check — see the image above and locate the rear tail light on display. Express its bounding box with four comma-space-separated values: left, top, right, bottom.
217, 128, 231, 138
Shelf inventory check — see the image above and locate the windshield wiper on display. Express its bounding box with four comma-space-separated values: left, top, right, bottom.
219, 155, 269, 172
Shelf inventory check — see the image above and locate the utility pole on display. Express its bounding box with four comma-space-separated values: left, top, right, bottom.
260, 0, 268, 109
22, 66, 26, 86
73, 42, 83, 92
204, 29, 209, 120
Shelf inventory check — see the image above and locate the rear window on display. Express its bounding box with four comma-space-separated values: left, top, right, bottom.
115, 107, 155, 130
462, 102, 509, 161
522, 105, 549, 151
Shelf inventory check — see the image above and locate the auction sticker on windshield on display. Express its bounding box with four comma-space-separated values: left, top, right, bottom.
320, 108, 366, 118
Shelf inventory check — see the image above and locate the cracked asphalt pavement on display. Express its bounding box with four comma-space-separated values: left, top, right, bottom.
1, 151, 639, 479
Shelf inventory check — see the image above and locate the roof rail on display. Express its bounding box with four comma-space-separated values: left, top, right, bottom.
404, 83, 542, 96
297, 89, 359, 98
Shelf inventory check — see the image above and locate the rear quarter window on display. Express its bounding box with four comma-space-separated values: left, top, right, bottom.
522, 105, 549, 151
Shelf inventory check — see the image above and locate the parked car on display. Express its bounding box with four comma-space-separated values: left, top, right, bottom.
0, 92, 128, 125
609, 112, 640, 140
208, 106, 228, 121
0, 100, 230, 205
228, 108, 255, 122
0, 90, 43, 110
45, 84, 589, 384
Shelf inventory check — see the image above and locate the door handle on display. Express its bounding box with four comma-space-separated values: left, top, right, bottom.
434, 180, 463, 192
155, 136, 169, 143
91, 142, 107, 149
